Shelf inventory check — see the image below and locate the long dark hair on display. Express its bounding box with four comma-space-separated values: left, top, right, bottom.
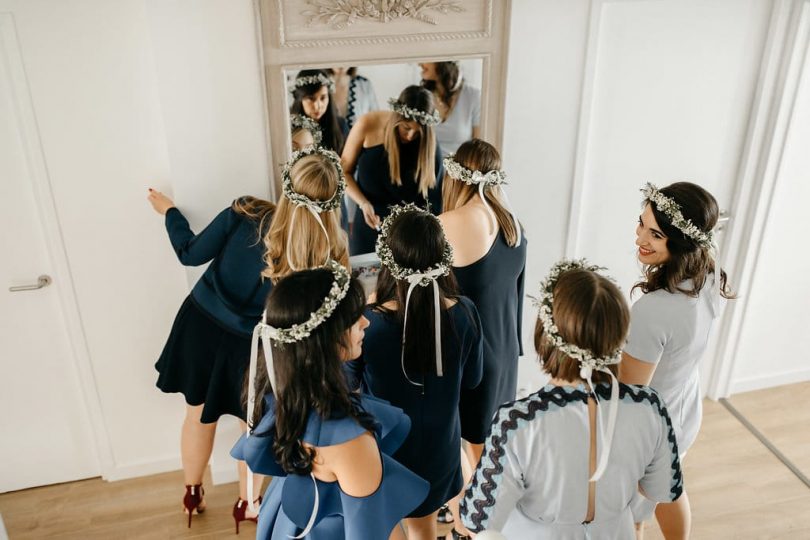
290, 69, 345, 154
372, 210, 460, 375
633, 181, 734, 299
247, 268, 374, 475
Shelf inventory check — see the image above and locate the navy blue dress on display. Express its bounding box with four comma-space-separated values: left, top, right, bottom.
155, 201, 273, 423
232, 394, 429, 539
455, 231, 527, 444
349, 141, 443, 255
346, 297, 483, 516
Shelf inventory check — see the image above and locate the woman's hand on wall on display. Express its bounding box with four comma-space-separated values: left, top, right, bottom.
147, 188, 175, 215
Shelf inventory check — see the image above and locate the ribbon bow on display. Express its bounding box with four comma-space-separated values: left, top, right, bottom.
286, 202, 331, 271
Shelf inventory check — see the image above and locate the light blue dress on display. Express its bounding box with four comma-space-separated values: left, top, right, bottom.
231, 394, 429, 539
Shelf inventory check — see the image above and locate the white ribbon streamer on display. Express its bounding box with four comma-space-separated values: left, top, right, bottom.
401, 268, 446, 387
289, 473, 319, 538
581, 364, 619, 482
286, 203, 330, 271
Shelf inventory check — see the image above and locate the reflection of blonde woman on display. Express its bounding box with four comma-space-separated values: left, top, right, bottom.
148, 148, 348, 533
342, 85, 444, 255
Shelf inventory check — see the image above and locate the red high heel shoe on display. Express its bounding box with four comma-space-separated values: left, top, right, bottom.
233, 496, 262, 534
182, 484, 205, 527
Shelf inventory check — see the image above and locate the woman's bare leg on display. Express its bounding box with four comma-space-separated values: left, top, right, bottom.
655, 491, 690, 540
181, 404, 217, 510
404, 512, 438, 540
446, 443, 478, 537
237, 420, 265, 518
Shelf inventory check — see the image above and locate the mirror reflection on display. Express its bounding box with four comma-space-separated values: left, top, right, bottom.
285, 60, 483, 256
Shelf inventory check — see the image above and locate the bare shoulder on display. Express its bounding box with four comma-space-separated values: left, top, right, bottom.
317, 431, 382, 497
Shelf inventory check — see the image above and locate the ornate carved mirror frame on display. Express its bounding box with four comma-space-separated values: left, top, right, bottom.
257, 0, 512, 198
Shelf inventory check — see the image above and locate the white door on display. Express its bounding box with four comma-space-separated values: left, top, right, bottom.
0, 20, 100, 492
567, 2, 772, 386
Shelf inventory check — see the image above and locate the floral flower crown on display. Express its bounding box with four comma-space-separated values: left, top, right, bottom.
388, 97, 441, 127
375, 203, 453, 287
281, 146, 346, 212
531, 259, 622, 372
255, 260, 350, 344
641, 182, 714, 249
291, 73, 335, 93
443, 154, 507, 186
290, 114, 323, 145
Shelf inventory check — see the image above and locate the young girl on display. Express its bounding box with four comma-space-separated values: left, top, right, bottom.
347, 204, 483, 540
232, 262, 429, 539
461, 260, 685, 539
620, 182, 734, 539
290, 114, 321, 151
148, 146, 347, 532
419, 61, 481, 155
342, 85, 444, 255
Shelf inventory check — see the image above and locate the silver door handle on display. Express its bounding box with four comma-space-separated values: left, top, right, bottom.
9, 275, 52, 292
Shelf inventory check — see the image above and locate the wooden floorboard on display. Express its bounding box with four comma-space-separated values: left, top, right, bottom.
1, 394, 809, 539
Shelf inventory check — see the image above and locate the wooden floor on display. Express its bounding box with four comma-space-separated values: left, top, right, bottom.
2, 390, 809, 539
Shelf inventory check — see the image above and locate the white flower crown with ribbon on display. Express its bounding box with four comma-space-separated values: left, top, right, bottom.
375, 203, 453, 388
388, 97, 441, 126
443, 154, 522, 247
281, 146, 346, 270
291, 73, 335, 93
244, 259, 350, 522
641, 182, 714, 249
531, 258, 622, 482
290, 114, 323, 145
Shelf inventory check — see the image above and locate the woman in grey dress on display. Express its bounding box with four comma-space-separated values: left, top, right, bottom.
620, 182, 735, 539
419, 62, 480, 155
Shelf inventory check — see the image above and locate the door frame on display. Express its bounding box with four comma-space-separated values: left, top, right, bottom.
1, 14, 113, 477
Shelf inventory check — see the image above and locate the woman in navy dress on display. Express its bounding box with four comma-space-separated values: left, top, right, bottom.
342, 85, 444, 254
148, 147, 348, 532
233, 263, 429, 539
345, 205, 483, 539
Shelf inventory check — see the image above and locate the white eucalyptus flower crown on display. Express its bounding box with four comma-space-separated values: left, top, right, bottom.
255, 259, 351, 345
290, 114, 323, 145
641, 182, 714, 249
388, 97, 441, 127
375, 203, 453, 287
291, 72, 335, 93
531, 259, 622, 372
443, 155, 507, 186
281, 146, 346, 212
530, 258, 623, 483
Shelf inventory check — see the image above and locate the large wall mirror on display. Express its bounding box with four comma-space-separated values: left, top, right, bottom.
257, 0, 511, 198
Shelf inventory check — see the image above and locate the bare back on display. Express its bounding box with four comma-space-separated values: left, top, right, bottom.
439, 197, 499, 267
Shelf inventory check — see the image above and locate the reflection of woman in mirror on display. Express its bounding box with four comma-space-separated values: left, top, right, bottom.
342, 85, 444, 255
289, 114, 321, 151
146, 148, 348, 532
460, 260, 684, 538
344, 205, 483, 540
420, 62, 481, 155
328, 67, 379, 130
290, 69, 347, 153
438, 140, 526, 537
232, 264, 429, 540
620, 182, 734, 540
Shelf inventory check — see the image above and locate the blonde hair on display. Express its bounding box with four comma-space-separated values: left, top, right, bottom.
442, 139, 520, 247
263, 154, 349, 279
384, 86, 437, 198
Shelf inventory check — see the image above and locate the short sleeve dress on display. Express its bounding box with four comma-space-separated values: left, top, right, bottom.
155, 202, 273, 423
349, 298, 484, 516
461, 383, 683, 539
433, 84, 481, 155
455, 231, 527, 443
231, 394, 430, 539
349, 140, 444, 255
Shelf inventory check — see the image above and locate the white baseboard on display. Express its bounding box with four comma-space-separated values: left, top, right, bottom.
103, 456, 181, 482
731, 368, 810, 395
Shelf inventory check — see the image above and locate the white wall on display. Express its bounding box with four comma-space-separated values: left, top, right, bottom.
0, 0, 269, 480
730, 29, 810, 393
